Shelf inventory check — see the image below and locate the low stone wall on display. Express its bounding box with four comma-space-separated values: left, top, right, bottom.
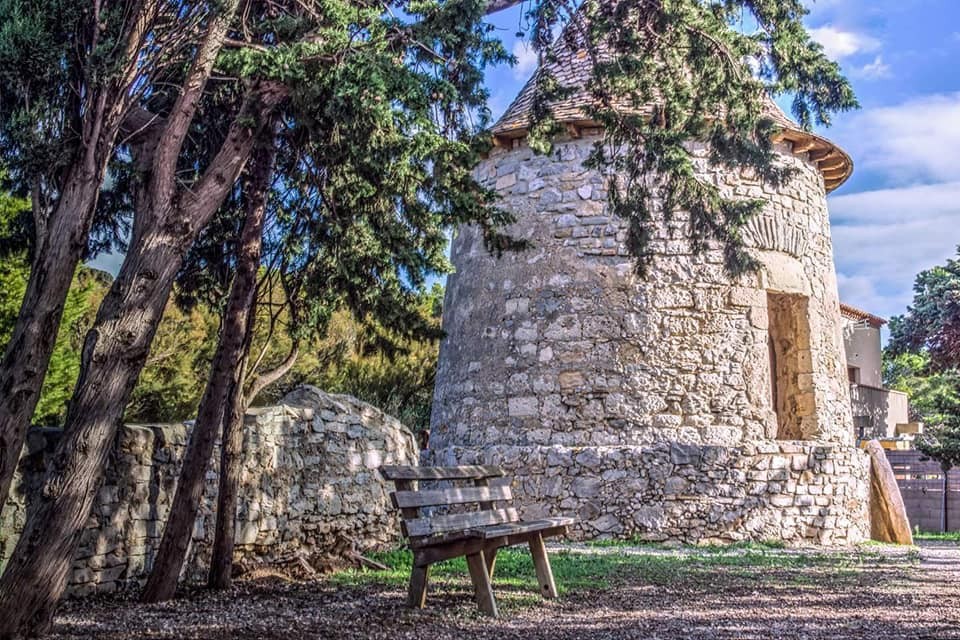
430, 440, 870, 545
0, 386, 417, 597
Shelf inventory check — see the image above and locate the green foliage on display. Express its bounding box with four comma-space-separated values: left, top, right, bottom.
913, 529, 960, 542
264, 0, 517, 347
888, 247, 960, 372
0, 182, 29, 337
176, 0, 521, 425
524, 0, 857, 275
0, 259, 113, 426
32, 269, 105, 425
310, 285, 443, 431
0, 170, 217, 425
0, 180, 103, 425
124, 301, 220, 424
887, 249, 960, 470
884, 352, 960, 429
254, 284, 444, 432
0, 0, 85, 189
0, 0, 146, 260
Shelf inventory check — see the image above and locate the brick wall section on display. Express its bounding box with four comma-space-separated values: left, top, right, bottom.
0, 386, 417, 597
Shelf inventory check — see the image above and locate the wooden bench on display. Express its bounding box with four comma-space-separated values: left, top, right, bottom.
379, 464, 574, 618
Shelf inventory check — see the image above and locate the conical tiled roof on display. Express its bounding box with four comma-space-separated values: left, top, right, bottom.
492, 23, 852, 192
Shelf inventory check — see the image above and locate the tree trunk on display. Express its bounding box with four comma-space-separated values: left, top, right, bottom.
0, 0, 162, 514
207, 319, 254, 590
0, 173, 101, 512
207, 137, 276, 591
0, 83, 281, 636
0, 217, 191, 637
144, 131, 275, 601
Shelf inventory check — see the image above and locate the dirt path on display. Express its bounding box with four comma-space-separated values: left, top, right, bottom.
919, 540, 960, 579
47, 542, 960, 640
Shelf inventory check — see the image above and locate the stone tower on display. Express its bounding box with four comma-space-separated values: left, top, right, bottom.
428, 28, 870, 544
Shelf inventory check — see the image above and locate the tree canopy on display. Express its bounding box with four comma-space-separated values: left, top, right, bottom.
887, 248, 960, 470
524, 0, 857, 274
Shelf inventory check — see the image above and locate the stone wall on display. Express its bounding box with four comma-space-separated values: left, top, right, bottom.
433, 134, 853, 452
433, 441, 870, 544
0, 386, 416, 597
429, 132, 869, 544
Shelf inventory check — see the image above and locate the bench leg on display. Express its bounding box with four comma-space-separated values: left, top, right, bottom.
407, 564, 429, 608
484, 545, 499, 580
529, 533, 558, 599
466, 550, 499, 618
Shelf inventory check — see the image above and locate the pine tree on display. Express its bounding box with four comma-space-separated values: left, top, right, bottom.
0, 0, 510, 630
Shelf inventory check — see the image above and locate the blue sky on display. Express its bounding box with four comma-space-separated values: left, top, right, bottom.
478, 0, 960, 325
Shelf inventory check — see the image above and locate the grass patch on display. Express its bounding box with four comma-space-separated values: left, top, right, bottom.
329, 542, 887, 603
330, 547, 620, 595
914, 530, 960, 542
582, 538, 786, 552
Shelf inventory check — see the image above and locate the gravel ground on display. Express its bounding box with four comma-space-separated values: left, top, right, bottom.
47, 541, 960, 640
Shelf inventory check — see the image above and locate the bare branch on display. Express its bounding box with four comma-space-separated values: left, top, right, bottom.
246, 342, 300, 404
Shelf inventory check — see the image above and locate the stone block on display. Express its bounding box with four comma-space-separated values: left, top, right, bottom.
571, 477, 602, 498
508, 397, 539, 417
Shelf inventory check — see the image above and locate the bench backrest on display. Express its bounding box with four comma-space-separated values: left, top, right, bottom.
380, 465, 518, 539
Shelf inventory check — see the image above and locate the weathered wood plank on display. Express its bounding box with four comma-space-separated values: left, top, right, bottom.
528, 533, 558, 599
484, 544, 498, 579
413, 526, 569, 566
392, 485, 512, 509
404, 507, 519, 538
406, 565, 429, 608
380, 465, 505, 481
466, 551, 499, 617
394, 479, 421, 523
467, 516, 575, 539
474, 477, 494, 511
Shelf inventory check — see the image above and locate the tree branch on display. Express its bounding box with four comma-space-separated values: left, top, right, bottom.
245, 343, 300, 404
152, 1, 240, 204
180, 81, 288, 233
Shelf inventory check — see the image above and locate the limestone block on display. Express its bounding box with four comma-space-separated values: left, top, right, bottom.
865, 440, 913, 545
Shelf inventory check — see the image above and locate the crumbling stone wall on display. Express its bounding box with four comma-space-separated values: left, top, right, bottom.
0, 386, 416, 597
429, 133, 868, 544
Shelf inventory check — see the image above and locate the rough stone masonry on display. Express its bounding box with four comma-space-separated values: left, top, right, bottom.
0, 386, 416, 597
427, 19, 871, 544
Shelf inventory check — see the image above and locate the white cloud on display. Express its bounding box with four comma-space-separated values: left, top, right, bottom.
832, 92, 960, 184
809, 25, 880, 60
854, 55, 891, 80
511, 41, 539, 80
836, 273, 900, 323
828, 182, 960, 320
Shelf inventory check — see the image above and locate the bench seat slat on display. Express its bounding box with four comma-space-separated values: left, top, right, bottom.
404, 507, 519, 538
381, 465, 505, 481
467, 517, 575, 540
393, 485, 512, 509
